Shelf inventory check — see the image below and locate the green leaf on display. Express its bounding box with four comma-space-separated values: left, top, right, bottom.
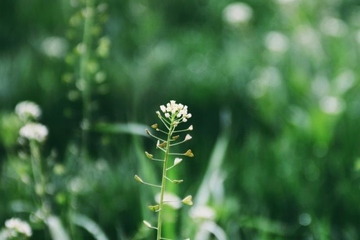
46, 215, 70, 240
71, 213, 109, 240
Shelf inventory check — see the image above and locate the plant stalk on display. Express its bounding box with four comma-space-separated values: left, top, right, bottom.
157, 121, 175, 240
79, 0, 95, 158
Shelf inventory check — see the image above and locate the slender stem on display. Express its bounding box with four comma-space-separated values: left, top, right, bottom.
30, 141, 46, 209
29, 141, 51, 239
157, 120, 175, 240
80, 0, 95, 158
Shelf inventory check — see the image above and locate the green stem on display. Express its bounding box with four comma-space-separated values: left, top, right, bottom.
157, 122, 175, 240
30, 141, 46, 207
80, 0, 95, 158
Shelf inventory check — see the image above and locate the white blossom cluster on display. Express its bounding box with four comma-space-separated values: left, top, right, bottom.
158, 100, 192, 122
223, 2, 253, 25
0, 218, 32, 239
15, 101, 41, 121
14, 101, 49, 143
19, 123, 48, 143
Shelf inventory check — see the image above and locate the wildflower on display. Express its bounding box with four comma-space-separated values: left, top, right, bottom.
41, 36, 68, 59
15, 101, 41, 121
4, 218, 32, 237
156, 192, 182, 209
190, 205, 216, 220
319, 96, 344, 115
320, 16, 347, 37
264, 31, 289, 53
223, 2, 253, 25
159, 100, 192, 122
19, 123, 48, 143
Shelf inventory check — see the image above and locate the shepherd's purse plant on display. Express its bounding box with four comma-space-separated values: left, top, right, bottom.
135, 100, 194, 240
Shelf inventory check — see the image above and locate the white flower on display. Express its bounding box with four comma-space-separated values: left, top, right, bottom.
264, 31, 289, 53
320, 17, 347, 37
4, 218, 32, 237
155, 192, 182, 209
158, 100, 192, 122
190, 205, 216, 220
15, 101, 42, 121
223, 2, 253, 25
41, 36, 68, 58
184, 134, 192, 141
19, 123, 48, 143
319, 96, 344, 115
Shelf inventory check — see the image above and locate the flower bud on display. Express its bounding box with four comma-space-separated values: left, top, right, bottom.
172, 135, 180, 140
184, 149, 194, 157
174, 158, 182, 166
182, 195, 193, 206
134, 175, 143, 183
148, 205, 160, 212
145, 151, 153, 159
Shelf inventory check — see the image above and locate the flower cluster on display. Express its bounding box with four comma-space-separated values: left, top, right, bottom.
19, 123, 48, 143
15, 101, 41, 121
14, 101, 48, 143
157, 100, 192, 122
0, 218, 32, 239
223, 2, 253, 25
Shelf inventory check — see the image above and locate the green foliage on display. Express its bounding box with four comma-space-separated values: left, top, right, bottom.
1, 0, 360, 239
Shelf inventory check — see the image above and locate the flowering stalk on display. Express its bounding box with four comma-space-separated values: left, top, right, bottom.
16, 101, 50, 224
79, 0, 95, 158
135, 101, 194, 240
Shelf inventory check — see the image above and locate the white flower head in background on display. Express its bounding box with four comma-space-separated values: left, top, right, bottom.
19, 123, 48, 143
41, 36, 68, 59
223, 2, 253, 25
190, 205, 216, 220
155, 192, 182, 209
2, 218, 32, 238
320, 16, 348, 37
264, 31, 289, 53
15, 101, 42, 121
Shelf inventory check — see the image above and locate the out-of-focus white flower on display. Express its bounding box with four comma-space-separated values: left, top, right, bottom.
155, 192, 182, 209
264, 31, 289, 53
319, 96, 344, 115
320, 17, 348, 37
41, 36, 68, 58
158, 100, 192, 122
4, 218, 32, 237
19, 123, 48, 143
223, 2, 253, 25
190, 205, 216, 220
15, 101, 41, 121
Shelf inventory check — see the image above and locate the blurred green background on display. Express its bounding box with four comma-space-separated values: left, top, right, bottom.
1, 0, 360, 239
